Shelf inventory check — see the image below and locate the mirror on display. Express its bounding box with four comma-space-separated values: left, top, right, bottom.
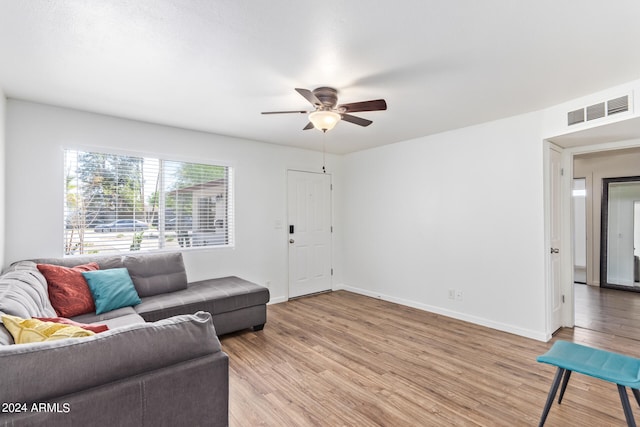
601, 176, 640, 289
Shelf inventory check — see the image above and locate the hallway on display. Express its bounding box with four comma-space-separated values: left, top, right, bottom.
574, 283, 640, 341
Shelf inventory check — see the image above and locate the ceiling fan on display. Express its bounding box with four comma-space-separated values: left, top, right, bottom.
261, 87, 387, 132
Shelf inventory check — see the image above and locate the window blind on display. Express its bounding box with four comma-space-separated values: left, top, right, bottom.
64, 149, 233, 255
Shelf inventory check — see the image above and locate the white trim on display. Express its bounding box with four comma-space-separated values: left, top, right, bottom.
565, 138, 640, 156
62, 144, 236, 170
268, 296, 287, 305
542, 140, 552, 335
332, 283, 346, 291
560, 148, 575, 327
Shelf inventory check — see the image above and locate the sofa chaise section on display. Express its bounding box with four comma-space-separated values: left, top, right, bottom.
134, 276, 269, 335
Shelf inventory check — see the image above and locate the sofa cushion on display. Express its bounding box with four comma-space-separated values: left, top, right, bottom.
82, 268, 142, 315
70, 306, 138, 323
2, 314, 95, 344
29, 255, 124, 270
134, 276, 270, 321
123, 252, 188, 297
0, 311, 221, 404
0, 261, 57, 320
34, 317, 109, 333
99, 313, 146, 329
37, 262, 99, 317
70, 308, 144, 331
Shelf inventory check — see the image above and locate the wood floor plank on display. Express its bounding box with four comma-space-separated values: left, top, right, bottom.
221, 290, 638, 426
574, 283, 640, 343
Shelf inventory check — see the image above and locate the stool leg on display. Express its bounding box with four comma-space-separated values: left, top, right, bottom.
617, 385, 637, 427
632, 388, 640, 407
539, 368, 565, 427
558, 370, 572, 404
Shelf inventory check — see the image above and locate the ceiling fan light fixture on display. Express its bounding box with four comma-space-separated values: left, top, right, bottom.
309, 110, 341, 132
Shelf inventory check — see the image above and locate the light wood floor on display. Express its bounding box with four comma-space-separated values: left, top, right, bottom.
575, 283, 640, 341
220, 290, 640, 426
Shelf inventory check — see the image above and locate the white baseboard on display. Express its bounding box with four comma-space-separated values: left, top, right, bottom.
268, 296, 287, 305
339, 284, 550, 342
268, 284, 346, 305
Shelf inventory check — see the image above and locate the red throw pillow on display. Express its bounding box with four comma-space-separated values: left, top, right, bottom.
34, 316, 109, 333
37, 263, 100, 317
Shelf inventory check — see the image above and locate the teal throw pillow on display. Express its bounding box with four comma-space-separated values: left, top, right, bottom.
81, 268, 142, 315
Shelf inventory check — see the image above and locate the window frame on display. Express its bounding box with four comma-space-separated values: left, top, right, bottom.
63, 146, 235, 257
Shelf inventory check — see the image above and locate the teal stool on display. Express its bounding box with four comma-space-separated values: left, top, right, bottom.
537, 340, 640, 426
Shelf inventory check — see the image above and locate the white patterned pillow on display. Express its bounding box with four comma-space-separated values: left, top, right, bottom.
0, 261, 57, 319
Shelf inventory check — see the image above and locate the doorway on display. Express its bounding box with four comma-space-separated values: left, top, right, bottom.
547, 116, 640, 337
287, 170, 332, 298
569, 147, 640, 339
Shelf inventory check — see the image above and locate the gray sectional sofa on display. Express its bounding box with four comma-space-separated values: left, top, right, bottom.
29, 251, 270, 336
0, 251, 270, 427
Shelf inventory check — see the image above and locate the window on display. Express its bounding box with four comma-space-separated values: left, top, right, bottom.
64, 149, 233, 255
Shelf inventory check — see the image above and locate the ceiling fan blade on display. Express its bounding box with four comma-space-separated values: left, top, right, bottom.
303, 122, 315, 130
295, 88, 322, 107
339, 99, 387, 113
261, 110, 309, 115
341, 114, 372, 127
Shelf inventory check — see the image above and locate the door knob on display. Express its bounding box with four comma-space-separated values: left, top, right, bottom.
550, 248, 559, 254
289, 239, 295, 244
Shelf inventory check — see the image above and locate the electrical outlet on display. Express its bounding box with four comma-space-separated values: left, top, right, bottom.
448, 289, 455, 300
455, 290, 463, 301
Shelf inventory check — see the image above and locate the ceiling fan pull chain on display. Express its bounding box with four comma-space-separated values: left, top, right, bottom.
322, 131, 327, 174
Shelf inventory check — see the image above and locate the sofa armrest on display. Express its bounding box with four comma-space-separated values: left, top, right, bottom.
0, 352, 229, 427
0, 311, 222, 404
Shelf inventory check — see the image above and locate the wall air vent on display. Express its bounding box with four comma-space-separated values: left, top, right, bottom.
607, 95, 629, 115
586, 102, 605, 121
567, 108, 585, 126
567, 93, 632, 126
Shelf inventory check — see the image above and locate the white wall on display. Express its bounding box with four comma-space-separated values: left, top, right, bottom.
5, 100, 344, 303
341, 111, 548, 340
0, 90, 5, 267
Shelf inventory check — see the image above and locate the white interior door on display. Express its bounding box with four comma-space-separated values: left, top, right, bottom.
287, 170, 332, 298
549, 146, 563, 332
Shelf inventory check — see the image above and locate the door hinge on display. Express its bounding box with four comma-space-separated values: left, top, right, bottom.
330, 184, 333, 190
331, 226, 333, 233
331, 268, 334, 276
560, 168, 564, 176
562, 295, 565, 303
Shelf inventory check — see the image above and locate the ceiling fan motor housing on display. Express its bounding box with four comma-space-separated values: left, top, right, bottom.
313, 87, 339, 109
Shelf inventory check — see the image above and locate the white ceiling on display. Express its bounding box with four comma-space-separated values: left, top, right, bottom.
2, 1, 640, 154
